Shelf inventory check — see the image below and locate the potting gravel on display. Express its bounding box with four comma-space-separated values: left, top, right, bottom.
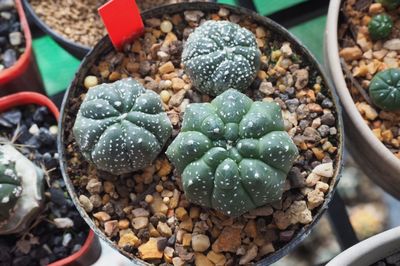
29, 0, 213, 47
339, 0, 400, 159
0, 106, 89, 266
0, 0, 26, 72
62, 7, 342, 265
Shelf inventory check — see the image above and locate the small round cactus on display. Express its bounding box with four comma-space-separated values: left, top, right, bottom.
73, 78, 172, 175
182, 20, 261, 96
166, 89, 298, 217
0, 145, 44, 235
369, 68, 400, 111
368, 14, 393, 41
377, 0, 400, 10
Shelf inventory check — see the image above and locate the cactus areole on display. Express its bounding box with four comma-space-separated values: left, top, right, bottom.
166, 89, 298, 217
73, 78, 173, 175
0, 145, 44, 235
182, 20, 261, 96
369, 68, 400, 111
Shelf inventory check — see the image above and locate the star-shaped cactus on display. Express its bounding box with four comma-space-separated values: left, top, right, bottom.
73, 78, 172, 175
182, 20, 261, 96
166, 89, 298, 217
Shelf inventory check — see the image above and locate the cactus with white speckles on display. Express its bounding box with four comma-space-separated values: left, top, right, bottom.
73, 78, 172, 175
166, 89, 298, 217
0, 145, 44, 235
182, 20, 261, 96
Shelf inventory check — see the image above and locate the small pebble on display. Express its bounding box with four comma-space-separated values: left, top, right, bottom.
84, 76, 98, 89
160, 20, 173, 33
160, 90, 171, 103
53, 218, 74, 229
145, 194, 154, 203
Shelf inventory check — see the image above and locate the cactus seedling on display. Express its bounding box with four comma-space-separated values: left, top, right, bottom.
377, 0, 400, 10
73, 78, 172, 175
166, 89, 298, 217
368, 14, 393, 41
182, 20, 261, 96
369, 68, 400, 111
0, 145, 44, 235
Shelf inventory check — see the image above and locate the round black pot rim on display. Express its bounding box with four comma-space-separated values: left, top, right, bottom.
57, 2, 345, 265
22, 0, 91, 59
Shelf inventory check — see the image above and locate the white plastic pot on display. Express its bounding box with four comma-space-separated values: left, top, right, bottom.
327, 226, 400, 265
324, 0, 400, 199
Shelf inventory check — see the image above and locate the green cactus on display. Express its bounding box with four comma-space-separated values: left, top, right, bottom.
0, 151, 22, 222
369, 68, 400, 111
73, 78, 172, 175
182, 21, 261, 96
377, 0, 400, 10
0, 145, 44, 235
368, 14, 393, 41
166, 89, 298, 217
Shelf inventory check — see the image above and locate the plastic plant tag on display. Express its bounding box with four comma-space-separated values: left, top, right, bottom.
98, 0, 144, 51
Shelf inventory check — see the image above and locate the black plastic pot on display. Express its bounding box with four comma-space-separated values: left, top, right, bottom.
22, 0, 90, 59
58, 2, 344, 265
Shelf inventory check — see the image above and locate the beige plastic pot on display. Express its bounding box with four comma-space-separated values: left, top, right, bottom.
324, 0, 400, 199
327, 226, 400, 265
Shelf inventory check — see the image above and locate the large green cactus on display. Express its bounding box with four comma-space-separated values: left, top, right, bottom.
369, 68, 400, 111
0, 145, 44, 235
73, 78, 172, 175
166, 89, 298, 217
182, 21, 261, 96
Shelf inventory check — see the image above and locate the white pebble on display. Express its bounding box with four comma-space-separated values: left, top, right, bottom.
54, 217, 74, 229
29, 124, 39, 136
312, 162, 334, 178
160, 20, 173, 33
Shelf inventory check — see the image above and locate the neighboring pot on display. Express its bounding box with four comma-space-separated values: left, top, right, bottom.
0, 0, 44, 95
325, 0, 400, 199
58, 3, 344, 265
0, 92, 101, 266
22, 0, 216, 59
327, 226, 400, 265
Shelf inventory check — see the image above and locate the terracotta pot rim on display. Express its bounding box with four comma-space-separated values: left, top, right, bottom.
58, 2, 345, 265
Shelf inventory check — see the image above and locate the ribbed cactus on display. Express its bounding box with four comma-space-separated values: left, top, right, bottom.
166, 89, 298, 217
73, 78, 172, 175
369, 68, 400, 111
0, 145, 44, 235
368, 14, 393, 41
182, 21, 261, 96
